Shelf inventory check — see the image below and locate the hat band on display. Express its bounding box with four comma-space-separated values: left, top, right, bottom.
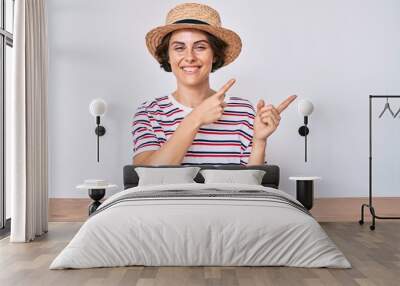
173, 19, 210, 25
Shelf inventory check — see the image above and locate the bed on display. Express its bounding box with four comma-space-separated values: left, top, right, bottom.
49, 164, 351, 269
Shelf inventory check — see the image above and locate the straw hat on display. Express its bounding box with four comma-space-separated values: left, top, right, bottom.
145, 3, 242, 67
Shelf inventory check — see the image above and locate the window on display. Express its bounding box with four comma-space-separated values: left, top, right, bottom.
0, 0, 14, 236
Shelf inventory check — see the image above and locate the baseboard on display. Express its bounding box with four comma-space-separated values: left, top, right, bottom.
48, 197, 400, 222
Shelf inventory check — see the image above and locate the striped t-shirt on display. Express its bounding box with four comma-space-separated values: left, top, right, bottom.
131, 93, 256, 165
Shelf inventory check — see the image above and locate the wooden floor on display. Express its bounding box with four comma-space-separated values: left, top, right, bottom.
1, 221, 400, 286
48, 197, 400, 222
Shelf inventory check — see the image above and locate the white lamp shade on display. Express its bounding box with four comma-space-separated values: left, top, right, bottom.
298, 99, 314, 116
89, 98, 107, 116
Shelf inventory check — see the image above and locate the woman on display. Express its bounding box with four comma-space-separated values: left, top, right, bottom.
132, 3, 296, 166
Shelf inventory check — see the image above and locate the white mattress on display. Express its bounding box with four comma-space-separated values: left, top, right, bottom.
50, 183, 351, 269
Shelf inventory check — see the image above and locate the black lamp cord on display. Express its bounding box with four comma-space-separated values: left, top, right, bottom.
96, 116, 100, 162
304, 116, 308, 162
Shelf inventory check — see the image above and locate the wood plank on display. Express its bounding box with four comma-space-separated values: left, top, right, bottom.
49, 198, 92, 222
310, 197, 400, 222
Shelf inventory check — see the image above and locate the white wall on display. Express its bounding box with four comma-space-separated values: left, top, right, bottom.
47, 0, 400, 198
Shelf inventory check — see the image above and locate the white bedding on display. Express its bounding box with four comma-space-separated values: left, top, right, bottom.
49, 183, 351, 269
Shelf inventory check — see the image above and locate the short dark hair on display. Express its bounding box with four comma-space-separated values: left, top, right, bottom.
155, 30, 228, 73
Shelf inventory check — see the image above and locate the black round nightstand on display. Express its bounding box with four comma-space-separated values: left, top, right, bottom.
88, 189, 106, 215
289, 177, 321, 210
76, 183, 118, 215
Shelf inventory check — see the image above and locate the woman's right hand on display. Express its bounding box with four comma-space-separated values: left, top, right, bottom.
189, 79, 236, 126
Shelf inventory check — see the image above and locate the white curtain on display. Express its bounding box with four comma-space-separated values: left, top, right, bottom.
9, 0, 48, 242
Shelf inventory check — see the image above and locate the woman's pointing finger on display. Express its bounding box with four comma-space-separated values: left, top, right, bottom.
276, 95, 297, 114
215, 79, 236, 98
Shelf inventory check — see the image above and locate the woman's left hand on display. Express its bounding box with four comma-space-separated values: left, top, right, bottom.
253, 95, 297, 141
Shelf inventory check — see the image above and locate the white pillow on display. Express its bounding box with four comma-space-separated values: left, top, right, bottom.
135, 167, 201, 186
200, 169, 266, 185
